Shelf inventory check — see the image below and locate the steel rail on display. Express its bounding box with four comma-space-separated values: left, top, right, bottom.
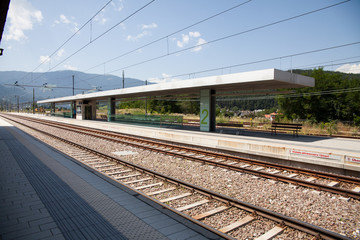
4, 114, 360, 200
9, 114, 360, 183
1, 114, 351, 240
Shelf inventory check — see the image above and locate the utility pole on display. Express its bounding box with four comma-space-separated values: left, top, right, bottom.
33, 88, 35, 114
17, 96, 19, 112
72, 75, 75, 118
122, 70, 125, 88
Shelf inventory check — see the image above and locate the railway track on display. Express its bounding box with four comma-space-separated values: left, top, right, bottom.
4, 113, 360, 200
0, 114, 351, 240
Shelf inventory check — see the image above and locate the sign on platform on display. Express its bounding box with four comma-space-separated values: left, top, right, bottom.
345, 156, 360, 164
200, 89, 210, 132
289, 149, 341, 161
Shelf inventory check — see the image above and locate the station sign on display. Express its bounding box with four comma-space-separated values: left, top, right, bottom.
200, 89, 210, 131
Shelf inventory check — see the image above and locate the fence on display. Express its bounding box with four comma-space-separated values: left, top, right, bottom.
114, 114, 183, 128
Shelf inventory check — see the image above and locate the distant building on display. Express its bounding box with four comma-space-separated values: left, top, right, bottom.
265, 112, 281, 121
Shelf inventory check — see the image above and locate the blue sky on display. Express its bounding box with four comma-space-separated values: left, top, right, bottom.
1, 0, 360, 86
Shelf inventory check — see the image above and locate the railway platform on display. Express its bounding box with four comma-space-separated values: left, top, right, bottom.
12, 113, 360, 177
0, 118, 222, 240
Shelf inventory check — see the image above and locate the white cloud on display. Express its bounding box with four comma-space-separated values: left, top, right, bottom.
162, 73, 172, 79
94, 9, 108, 25
39, 55, 51, 63
176, 31, 206, 52
53, 14, 78, 32
57, 48, 65, 57
111, 0, 124, 12
64, 64, 77, 70
177, 34, 190, 48
59, 14, 70, 24
189, 31, 200, 38
119, 22, 126, 30
126, 31, 149, 41
335, 64, 360, 74
148, 73, 181, 84
142, 23, 157, 30
126, 23, 157, 41
192, 38, 207, 52
4, 0, 43, 41
99, 18, 108, 24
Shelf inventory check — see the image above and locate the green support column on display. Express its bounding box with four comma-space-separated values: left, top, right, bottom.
71, 101, 75, 118
51, 103, 55, 116
200, 89, 216, 132
107, 97, 115, 122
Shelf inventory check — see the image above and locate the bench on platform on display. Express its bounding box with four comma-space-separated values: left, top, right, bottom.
271, 122, 302, 137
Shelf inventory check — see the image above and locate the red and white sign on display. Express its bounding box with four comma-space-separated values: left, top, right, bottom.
346, 156, 360, 164
289, 149, 341, 161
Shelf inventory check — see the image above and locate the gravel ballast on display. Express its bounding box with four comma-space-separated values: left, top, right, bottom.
4, 116, 360, 240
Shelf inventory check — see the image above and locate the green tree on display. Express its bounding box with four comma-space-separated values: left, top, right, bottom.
277, 68, 360, 122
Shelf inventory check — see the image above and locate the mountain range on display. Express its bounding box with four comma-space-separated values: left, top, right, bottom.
0, 70, 146, 104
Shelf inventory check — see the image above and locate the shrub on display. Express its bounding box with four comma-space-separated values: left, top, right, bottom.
354, 116, 360, 127
325, 121, 338, 136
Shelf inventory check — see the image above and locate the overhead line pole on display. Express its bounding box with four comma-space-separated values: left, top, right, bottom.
122, 70, 125, 88
72, 75, 75, 119
17, 96, 19, 113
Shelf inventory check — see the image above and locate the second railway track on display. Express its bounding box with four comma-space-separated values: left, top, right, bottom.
1, 113, 354, 240
4, 113, 360, 200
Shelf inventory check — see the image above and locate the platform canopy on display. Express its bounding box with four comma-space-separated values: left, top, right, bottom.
37, 68, 314, 104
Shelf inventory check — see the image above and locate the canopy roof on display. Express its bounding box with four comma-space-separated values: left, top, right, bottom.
38, 68, 314, 104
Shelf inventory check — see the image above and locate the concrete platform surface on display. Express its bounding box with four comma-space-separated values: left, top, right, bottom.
0, 118, 221, 240
11, 113, 360, 175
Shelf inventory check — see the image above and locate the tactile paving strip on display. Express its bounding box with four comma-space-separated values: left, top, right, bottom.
5, 134, 128, 240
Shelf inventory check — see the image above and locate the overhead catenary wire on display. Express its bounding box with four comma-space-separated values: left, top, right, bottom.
292, 60, 360, 71
292, 55, 360, 69
50, 0, 156, 71
24, 0, 156, 85
105, 0, 350, 76
4, 84, 95, 91
10, 0, 355, 92
166, 42, 360, 80
21, 0, 113, 82
85, 0, 252, 72
78, 41, 360, 85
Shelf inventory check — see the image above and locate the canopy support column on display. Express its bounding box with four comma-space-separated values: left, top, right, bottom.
200, 89, 216, 132
51, 103, 55, 116
71, 101, 76, 118
107, 97, 115, 122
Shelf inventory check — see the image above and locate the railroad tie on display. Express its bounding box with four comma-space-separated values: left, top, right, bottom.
176, 199, 210, 212
115, 173, 141, 180
305, 177, 317, 182
254, 226, 285, 240
192, 206, 229, 220
135, 182, 163, 190
219, 215, 255, 233
147, 187, 176, 196
159, 192, 192, 203
123, 177, 152, 185
327, 181, 340, 187
287, 173, 298, 178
